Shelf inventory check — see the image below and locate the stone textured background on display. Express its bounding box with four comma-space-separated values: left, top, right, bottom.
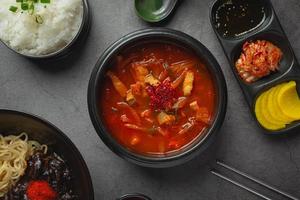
0, 0, 299, 199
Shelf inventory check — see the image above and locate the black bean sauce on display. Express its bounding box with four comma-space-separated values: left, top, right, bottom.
214, 0, 267, 37
1, 151, 78, 200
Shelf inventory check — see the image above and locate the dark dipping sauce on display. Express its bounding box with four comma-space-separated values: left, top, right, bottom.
213, 0, 267, 38
1, 151, 77, 200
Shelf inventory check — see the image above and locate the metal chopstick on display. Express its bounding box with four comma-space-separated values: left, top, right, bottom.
215, 160, 299, 200
211, 169, 273, 200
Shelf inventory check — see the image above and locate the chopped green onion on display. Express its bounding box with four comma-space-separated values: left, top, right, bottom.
29, 2, 34, 8
35, 14, 43, 24
13, 0, 50, 15
9, 6, 18, 12
21, 3, 28, 10
29, 3, 34, 14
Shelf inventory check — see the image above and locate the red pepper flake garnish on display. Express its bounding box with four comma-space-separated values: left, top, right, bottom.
26, 180, 57, 200
146, 79, 178, 111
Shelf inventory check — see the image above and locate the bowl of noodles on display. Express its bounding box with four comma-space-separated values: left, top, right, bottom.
0, 109, 94, 200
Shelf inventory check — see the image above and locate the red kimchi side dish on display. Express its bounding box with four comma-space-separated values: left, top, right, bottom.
99, 43, 216, 155
235, 40, 283, 83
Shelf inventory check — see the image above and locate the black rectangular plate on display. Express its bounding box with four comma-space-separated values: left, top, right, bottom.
210, 0, 300, 134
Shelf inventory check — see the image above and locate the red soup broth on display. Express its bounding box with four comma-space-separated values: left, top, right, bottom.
99, 43, 216, 155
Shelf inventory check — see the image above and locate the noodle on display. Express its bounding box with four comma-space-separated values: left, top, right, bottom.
0, 133, 47, 197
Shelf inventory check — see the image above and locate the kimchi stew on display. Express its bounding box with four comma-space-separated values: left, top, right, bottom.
99, 43, 216, 155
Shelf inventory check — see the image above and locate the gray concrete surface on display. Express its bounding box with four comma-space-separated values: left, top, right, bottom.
0, 0, 299, 199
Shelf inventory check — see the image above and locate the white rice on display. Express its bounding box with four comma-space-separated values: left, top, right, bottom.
0, 0, 83, 56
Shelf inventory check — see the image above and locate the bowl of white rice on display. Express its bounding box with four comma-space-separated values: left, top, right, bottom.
0, 0, 90, 59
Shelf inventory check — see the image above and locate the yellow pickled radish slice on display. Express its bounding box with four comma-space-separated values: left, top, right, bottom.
277, 81, 300, 120
272, 84, 294, 123
267, 86, 287, 123
261, 90, 285, 127
255, 92, 285, 130
263, 89, 286, 126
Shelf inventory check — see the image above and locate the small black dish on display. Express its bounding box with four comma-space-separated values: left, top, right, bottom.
211, 0, 272, 40
251, 76, 300, 135
134, 0, 178, 23
230, 30, 295, 96
210, 0, 300, 134
88, 28, 227, 168
117, 193, 151, 200
0, 109, 94, 199
0, 0, 91, 61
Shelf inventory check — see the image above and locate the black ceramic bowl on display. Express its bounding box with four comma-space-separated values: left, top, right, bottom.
0, 0, 90, 60
88, 28, 227, 168
0, 109, 94, 199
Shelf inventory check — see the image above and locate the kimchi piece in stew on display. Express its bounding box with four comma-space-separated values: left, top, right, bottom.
100, 43, 216, 155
